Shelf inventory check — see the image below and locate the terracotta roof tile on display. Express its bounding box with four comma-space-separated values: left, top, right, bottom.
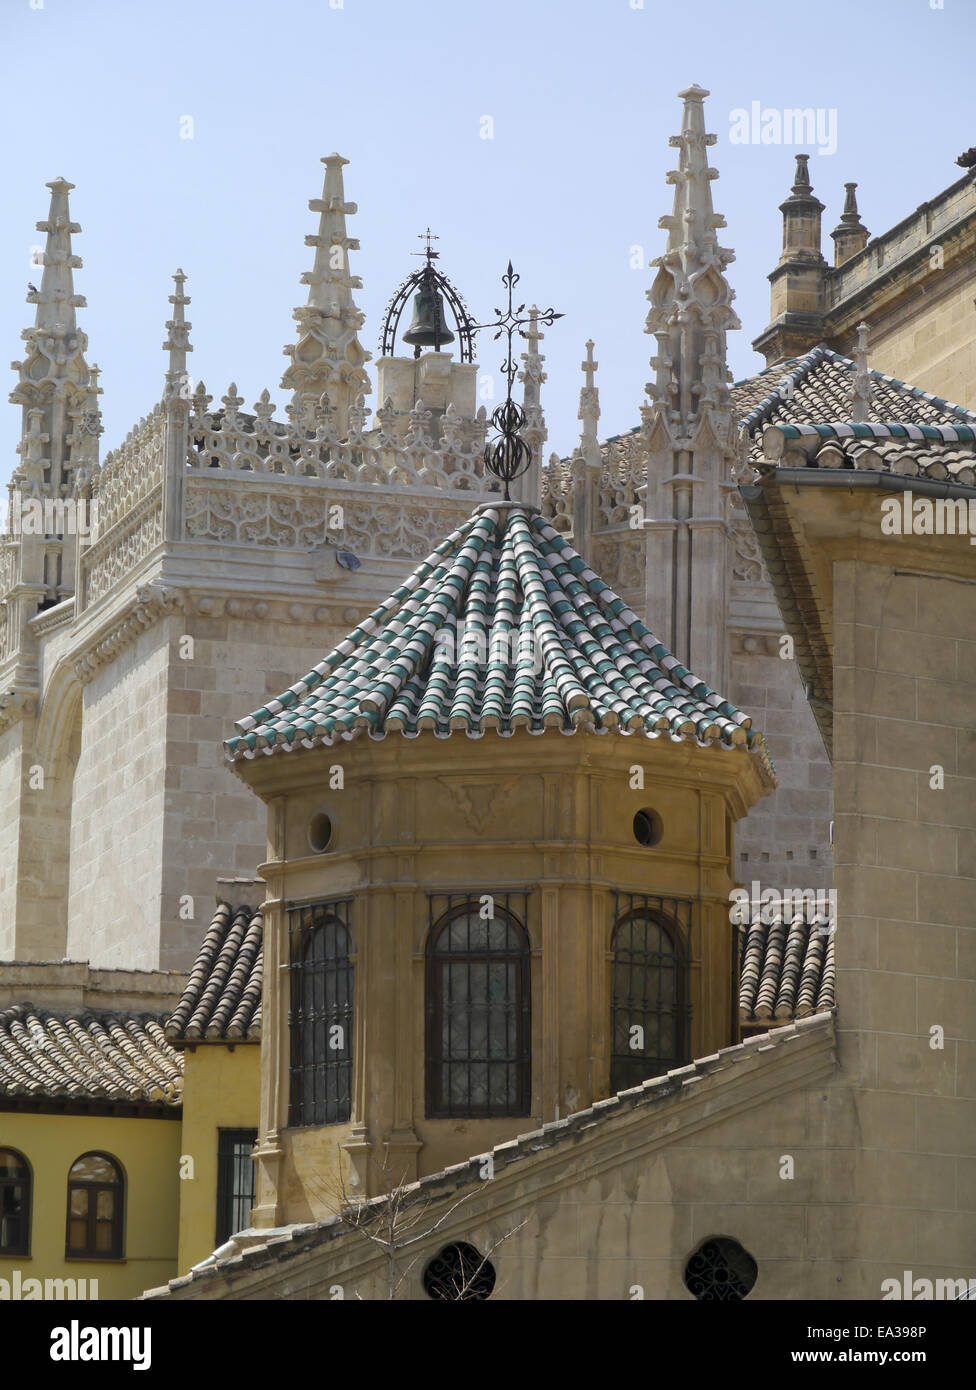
734, 346, 976, 458
735, 907, 835, 1024
165, 903, 263, 1045
0, 1004, 182, 1106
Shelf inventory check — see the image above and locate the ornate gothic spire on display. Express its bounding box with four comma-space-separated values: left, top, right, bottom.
570, 340, 602, 549
645, 85, 740, 424
577, 339, 600, 468
642, 86, 740, 694
512, 306, 547, 504
10, 177, 93, 503
163, 269, 193, 399
281, 154, 371, 436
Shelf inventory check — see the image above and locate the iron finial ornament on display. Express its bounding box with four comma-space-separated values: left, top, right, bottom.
472, 262, 563, 500
379, 233, 475, 362
414, 227, 440, 262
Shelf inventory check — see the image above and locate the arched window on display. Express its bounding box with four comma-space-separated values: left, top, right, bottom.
66, 1153, 124, 1259
288, 900, 354, 1127
0, 1149, 31, 1256
426, 901, 530, 1119
611, 904, 687, 1092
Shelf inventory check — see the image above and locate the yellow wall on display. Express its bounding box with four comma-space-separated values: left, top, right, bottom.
177, 1044, 261, 1273
240, 730, 769, 1225
0, 1111, 181, 1300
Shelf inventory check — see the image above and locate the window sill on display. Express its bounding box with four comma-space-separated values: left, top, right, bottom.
64, 1255, 127, 1265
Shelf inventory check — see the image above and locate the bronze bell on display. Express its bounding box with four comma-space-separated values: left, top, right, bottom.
402, 283, 454, 354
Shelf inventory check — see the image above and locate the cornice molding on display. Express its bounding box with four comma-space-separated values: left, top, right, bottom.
71, 583, 184, 686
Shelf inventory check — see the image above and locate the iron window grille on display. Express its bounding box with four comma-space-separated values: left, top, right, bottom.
684, 1237, 758, 1300
426, 893, 531, 1119
0, 1149, 31, 1256
65, 1152, 124, 1260
423, 1242, 496, 1300
215, 1129, 258, 1246
287, 899, 354, 1128
610, 893, 692, 1093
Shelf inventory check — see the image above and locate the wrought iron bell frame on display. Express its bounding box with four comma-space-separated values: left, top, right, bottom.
379, 240, 476, 363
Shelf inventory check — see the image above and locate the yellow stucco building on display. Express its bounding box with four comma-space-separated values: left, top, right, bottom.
0, 965, 183, 1300
165, 901, 262, 1273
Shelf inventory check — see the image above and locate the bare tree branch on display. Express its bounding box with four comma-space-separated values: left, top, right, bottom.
321, 1144, 525, 1299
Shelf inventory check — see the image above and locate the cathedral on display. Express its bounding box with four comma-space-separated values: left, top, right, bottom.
1, 86, 974, 1301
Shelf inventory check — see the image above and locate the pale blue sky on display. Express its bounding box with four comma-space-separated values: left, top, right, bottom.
1, 0, 972, 479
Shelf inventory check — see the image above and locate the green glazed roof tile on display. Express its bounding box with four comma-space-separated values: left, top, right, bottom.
226, 504, 773, 783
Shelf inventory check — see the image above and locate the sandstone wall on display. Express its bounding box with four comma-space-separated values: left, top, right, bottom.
66, 622, 172, 968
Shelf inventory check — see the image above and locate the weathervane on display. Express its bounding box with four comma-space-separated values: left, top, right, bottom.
414, 228, 440, 262
471, 263, 563, 500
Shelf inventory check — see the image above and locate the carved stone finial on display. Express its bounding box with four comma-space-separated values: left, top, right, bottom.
163, 268, 193, 400
791, 154, 812, 195
281, 154, 371, 438
577, 340, 600, 469
830, 183, 870, 267
852, 321, 872, 422
513, 306, 548, 506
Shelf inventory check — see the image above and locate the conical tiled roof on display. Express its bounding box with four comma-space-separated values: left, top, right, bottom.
226, 503, 772, 779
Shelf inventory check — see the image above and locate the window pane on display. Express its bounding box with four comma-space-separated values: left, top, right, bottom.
216, 1130, 258, 1245
428, 902, 528, 1117
288, 905, 353, 1129
0, 1213, 22, 1250
1, 1181, 24, 1216
69, 1154, 117, 1184
611, 908, 686, 1093
0, 1151, 28, 1181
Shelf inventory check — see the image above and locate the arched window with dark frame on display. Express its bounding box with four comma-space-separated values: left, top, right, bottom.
288, 899, 354, 1128
0, 1149, 31, 1256
610, 896, 690, 1093
66, 1152, 124, 1259
426, 897, 530, 1119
